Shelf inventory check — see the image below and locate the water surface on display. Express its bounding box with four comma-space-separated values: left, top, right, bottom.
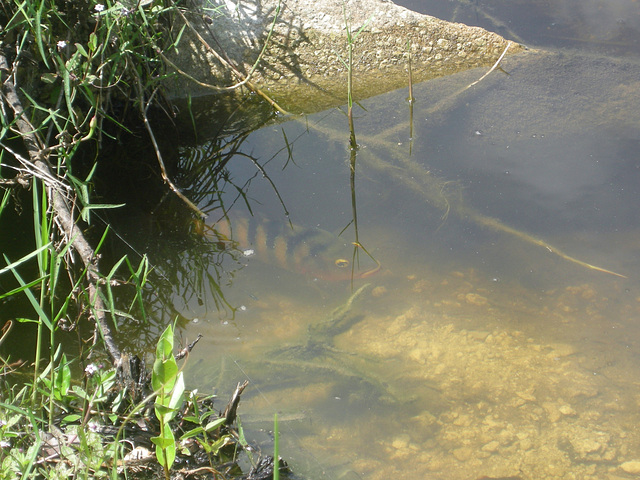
171, 2, 640, 479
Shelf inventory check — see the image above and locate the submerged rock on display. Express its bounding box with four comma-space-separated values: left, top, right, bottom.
620, 461, 640, 474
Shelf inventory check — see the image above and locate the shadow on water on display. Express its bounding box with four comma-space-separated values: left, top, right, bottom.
58, 95, 282, 355
86, 91, 381, 352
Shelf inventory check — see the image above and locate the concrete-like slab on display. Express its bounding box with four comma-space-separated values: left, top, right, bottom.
167, 0, 524, 112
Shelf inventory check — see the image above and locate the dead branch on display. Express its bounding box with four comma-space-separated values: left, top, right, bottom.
0, 52, 123, 364
223, 380, 249, 426
175, 333, 203, 360
134, 78, 206, 218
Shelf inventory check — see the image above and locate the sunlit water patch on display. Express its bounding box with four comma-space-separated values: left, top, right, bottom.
184, 260, 640, 479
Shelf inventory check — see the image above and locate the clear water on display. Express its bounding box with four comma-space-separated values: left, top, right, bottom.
174, 1, 640, 479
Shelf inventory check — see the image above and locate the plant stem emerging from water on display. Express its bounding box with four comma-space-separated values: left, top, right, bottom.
273, 413, 280, 480
407, 40, 415, 155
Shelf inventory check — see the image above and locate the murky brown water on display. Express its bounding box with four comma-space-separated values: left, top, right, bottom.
174, 1, 640, 479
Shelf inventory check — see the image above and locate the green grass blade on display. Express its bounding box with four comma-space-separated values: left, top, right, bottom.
35, 0, 50, 68
4, 254, 53, 331
0, 243, 51, 276
0, 276, 47, 300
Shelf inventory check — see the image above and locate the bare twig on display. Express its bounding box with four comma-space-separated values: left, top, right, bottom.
223, 380, 249, 426
175, 333, 203, 360
465, 41, 511, 89
134, 78, 206, 218
0, 142, 71, 191
173, 3, 289, 114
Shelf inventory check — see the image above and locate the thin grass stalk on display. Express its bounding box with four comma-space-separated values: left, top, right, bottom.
347, 39, 357, 150
30, 181, 45, 406
343, 7, 358, 150
407, 41, 414, 105
348, 146, 361, 290
407, 41, 414, 154
0, 189, 11, 213
273, 413, 279, 480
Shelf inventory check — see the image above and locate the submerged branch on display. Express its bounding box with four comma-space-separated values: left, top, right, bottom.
470, 214, 627, 278
362, 138, 626, 278
300, 53, 627, 279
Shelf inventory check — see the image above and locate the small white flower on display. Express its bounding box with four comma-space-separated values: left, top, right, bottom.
84, 364, 99, 376
56, 40, 67, 50
94, 4, 105, 12
0, 440, 10, 448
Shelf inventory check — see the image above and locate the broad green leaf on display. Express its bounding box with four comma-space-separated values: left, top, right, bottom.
74, 43, 89, 58
61, 414, 82, 424
165, 441, 176, 469
152, 357, 178, 391
179, 426, 204, 440
151, 430, 174, 450
152, 428, 176, 468
168, 372, 185, 412
156, 325, 174, 358
71, 385, 88, 399
208, 434, 232, 456
60, 355, 71, 386
154, 403, 175, 420
89, 32, 98, 53
204, 417, 226, 432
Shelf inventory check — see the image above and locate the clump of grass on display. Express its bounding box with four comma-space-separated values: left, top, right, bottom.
0, 318, 257, 478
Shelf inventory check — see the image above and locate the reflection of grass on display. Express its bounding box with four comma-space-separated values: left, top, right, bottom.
337, 7, 381, 287
300, 80, 626, 279
114, 108, 288, 329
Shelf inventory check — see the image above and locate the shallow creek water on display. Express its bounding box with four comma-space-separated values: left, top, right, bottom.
174, 1, 640, 479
